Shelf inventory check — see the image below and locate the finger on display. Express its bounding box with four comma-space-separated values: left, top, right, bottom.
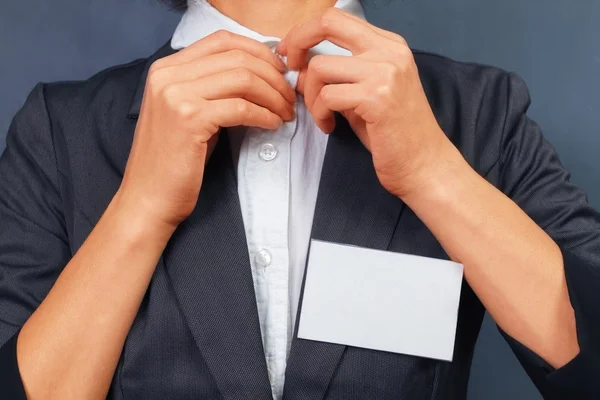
158, 29, 286, 72
311, 103, 336, 135
152, 50, 296, 104
338, 10, 409, 46
316, 83, 365, 112
301, 55, 374, 112
279, 8, 377, 69
196, 69, 295, 121
311, 83, 367, 132
209, 98, 283, 130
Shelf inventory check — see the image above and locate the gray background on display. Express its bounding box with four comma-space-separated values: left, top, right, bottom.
1, 0, 598, 398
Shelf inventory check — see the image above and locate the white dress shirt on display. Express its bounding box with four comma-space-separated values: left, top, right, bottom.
171, 1, 366, 398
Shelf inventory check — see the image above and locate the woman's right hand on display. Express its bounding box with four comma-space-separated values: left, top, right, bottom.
118, 30, 296, 230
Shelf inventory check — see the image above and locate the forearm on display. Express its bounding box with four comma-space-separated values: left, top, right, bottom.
401, 144, 579, 369
16, 190, 175, 400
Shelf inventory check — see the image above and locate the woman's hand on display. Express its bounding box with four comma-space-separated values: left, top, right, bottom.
278, 8, 461, 198
119, 30, 296, 229
281, 9, 583, 370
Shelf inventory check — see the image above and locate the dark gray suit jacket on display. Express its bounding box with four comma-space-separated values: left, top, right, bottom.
1, 41, 599, 399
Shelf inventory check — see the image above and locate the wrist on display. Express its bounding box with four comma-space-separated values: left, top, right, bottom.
107, 189, 177, 246
396, 138, 475, 205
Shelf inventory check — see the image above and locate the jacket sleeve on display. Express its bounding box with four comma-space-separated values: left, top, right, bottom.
496, 72, 600, 399
0, 83, 71, 397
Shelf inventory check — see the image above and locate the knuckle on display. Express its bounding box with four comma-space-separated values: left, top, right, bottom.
319, 9, 338, 32
161, 84, 195, 118
145, 77, 161, 98
373, 83, 394, 104
147, 67, 169, 88
175, 101, 196, 119
381, 61, 400, 81
396, 34, 409, 47
396, 45, 413, 62
211, 29, 233, 46
230, 49, 248, 64
235, 99, 250, 116
214, 29, 233, 41
234, 68, 254, 89
177, 101, 195, 119
161, 84, 181, 104
308, 55, 326, 73
147, 63, 169, 87
148, 60, 164, 75
322, 7, 340, 21
319, 85, 333, 105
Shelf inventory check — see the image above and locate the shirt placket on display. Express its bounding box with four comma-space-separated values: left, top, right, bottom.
241, 65, 299, 399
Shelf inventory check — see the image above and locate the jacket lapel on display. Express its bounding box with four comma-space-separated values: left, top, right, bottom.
283, 114, 407, 399
126, 42, 272, 399
160, 133, 272, 399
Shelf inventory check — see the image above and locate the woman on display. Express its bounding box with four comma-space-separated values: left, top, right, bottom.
0, 0, 598, 398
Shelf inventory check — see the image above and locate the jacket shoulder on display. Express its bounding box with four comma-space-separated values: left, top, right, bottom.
413, 50, 522, 176
42, 56, 148, 119
29, 56, 152, 201
413, 49, 511, 90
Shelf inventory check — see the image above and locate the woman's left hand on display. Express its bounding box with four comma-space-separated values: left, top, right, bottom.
278, 8, 462, 198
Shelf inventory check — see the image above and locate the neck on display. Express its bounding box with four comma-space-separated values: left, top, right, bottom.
208, 0, 337, 38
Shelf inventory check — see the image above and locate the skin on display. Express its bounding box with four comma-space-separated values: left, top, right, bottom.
15, 0, 579, 398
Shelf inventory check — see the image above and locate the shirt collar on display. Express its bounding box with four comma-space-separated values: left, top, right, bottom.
171, 0, 366, 56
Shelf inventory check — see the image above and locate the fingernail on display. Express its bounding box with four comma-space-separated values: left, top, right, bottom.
278, 40, 289, 56
274, 53, 287, 72
278, 61, 287, 72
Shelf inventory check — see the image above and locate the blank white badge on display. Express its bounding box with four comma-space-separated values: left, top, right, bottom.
298, 240, 464, 362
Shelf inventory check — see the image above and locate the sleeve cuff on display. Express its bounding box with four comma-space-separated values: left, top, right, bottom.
498, 248, 600, 399
0, 329, 28, 400
501, 329, 599, 399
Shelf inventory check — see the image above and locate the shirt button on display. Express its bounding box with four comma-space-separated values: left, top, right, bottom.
255, 249, 272, 267
259, 143, 278, 161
